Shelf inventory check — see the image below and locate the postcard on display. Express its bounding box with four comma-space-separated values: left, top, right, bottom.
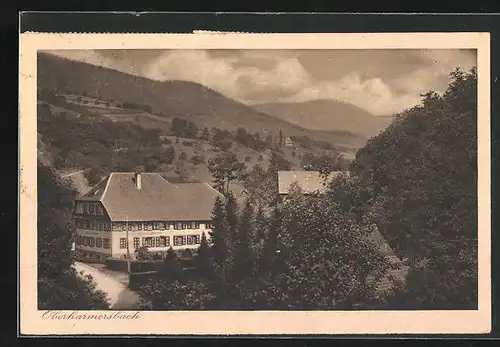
19, 31, 491, 335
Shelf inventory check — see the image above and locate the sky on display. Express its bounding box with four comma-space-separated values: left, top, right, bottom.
47, 49, 476, 116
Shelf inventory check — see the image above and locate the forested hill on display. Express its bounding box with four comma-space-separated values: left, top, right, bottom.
37, 52, 365, 148
347, 67, 478, 309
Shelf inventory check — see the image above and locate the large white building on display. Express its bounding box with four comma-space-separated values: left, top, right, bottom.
72, 172, 224, 262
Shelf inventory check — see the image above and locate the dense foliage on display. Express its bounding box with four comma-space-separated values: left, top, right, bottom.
37, 162, 109, 309
351, 67, 478, 309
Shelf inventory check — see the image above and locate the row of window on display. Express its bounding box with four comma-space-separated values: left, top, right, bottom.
75, 202, 105, 216
119, 235, 201, 249
75, 220, 214, 231
76, 220, 111, 231
76, 236, 110, 249
112, 221, 205, 231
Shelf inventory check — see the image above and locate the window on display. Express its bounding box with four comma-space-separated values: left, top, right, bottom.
103, 238, 110, 249
146, 223, 153, 231
98, 223, 103, 231
89, 204, 95, 214
133, 237, 140, 249
83, 237, 89, 246
113, 222, 121, 231
182, 222, 187, 229
128, 223, 132, 231
153, 222, 166, 230
96, 238, 102, 248
187, 235, 201, 245
189, 221, 199, 229
89, 237, 95, 247
155, 236, 168, 247
120, 238, 127, 249
122, 223, 127, 231
174, 222, 182, 230
173, 236, 185, 246
138, 222, 142, 231
142, 237, 154, 247
83, 204, 88, 214
84, 220, 90, 229
206, 222, 214, 229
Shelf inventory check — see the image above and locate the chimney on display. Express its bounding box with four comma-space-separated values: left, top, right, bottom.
135, 172, 142, 190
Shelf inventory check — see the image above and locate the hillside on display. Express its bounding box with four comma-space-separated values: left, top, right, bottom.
253, 99, 392, 139
37, 52, 365, 148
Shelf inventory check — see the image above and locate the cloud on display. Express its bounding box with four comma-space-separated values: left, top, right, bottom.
279, 74, 422, 115
46, 48, 476, 116
141, 50, 310, 104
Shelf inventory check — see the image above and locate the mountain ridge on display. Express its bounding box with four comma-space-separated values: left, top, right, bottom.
253, 99, 392, 139
37, 52, 366, 148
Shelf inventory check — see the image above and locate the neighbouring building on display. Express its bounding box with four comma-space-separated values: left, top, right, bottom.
73, 172, 224, 262
284, 136, 294, 148
277, 170, 342, 198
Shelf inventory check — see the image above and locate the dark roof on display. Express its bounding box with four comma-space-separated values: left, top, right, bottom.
278, 171, 342, 195
77, 173, 224, 221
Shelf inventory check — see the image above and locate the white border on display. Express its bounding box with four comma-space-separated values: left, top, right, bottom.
19, 32, 491, 335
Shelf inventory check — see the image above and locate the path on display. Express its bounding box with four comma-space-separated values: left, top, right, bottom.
73, 261, 143, 309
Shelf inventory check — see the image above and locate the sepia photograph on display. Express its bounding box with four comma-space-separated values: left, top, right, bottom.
19, 32, 491, 335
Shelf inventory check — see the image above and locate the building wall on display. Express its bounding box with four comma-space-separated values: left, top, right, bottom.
110, 223, 212, 258
74, 228, 113, 262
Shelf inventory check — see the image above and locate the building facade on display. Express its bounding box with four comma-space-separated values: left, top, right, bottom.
73, 172, 223, 262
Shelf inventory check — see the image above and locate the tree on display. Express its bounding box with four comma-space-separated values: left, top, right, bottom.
209, 197, 229, 266
37, 162, 109, 309
135, 246, 154, 261
269, 151, 291, 172
264, 185, 393, 309
162, 247, 183, 280
164, 145, 176, 165
208, 152, 246, 194
224, 192, 239, 262
195, 232, 214, 279
351, 66, 478, 309
253, 204, 267, 254
233, 200, 255, 279
201, 127, 210, 140
258, 205, 281, 276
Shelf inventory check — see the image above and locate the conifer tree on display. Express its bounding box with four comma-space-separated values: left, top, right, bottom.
224, 192, 239, 260
233, 200, 255, 279
209, 196, 229, 266
258, 205, 281, 276
253, 204, 267, 255
195, 231, 214, 279
162, 246, 183, 280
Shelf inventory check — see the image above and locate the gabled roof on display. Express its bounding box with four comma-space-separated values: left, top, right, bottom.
77, 173, 224, 222
277, 171, 342, 195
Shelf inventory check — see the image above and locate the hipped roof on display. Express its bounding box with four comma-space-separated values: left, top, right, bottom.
77, 172, 224, 222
